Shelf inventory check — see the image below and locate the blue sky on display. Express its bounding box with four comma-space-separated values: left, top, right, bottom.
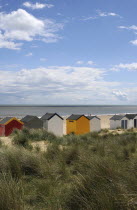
0, 0, 137, 104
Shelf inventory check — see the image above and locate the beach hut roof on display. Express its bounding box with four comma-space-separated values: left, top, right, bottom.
21, 115, 39, 122
110, 115, 126, 120
41, 113, 63, 121
0, 117, 13, 124
0, 117, 23, 125
67, 114, 89, 120
125, 114, 137, 120
87, 116, 100, 120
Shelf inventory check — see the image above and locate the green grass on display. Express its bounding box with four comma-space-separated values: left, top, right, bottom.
12, 128, 57, 146
1, 130, 137, 209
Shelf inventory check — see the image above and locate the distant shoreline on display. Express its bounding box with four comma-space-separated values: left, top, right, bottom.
0, 105, 137, 120
0, 105, 137, 107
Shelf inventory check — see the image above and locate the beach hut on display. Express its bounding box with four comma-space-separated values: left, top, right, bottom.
41, 113, 63, 136
21, 115, 43, 129
66, 114, 90, 135
87, 116, 101, 132
125, 114, 137, 128
0, 117, 23, 136
110, 115, 129, 130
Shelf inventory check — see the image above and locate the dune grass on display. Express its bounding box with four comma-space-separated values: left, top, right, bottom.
1, 129, 137, 209
0, 173, 25, 210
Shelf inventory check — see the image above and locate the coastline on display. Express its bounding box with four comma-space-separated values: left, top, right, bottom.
0, 112, 136, 135
0, 113, 134, 134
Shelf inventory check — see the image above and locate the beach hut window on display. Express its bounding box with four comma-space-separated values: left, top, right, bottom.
121, 120, 127, 129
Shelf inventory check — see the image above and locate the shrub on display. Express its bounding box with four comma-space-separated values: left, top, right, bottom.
101, 128, 109, 133
0, 147, 45, 178
12, 128, 30, 148
0, 139, 2, 147
12, 128, 57, 145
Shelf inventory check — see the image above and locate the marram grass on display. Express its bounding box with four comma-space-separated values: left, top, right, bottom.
0, 129, 137, 209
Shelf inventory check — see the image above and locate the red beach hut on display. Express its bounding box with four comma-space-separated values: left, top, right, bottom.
0, 117, 24, 136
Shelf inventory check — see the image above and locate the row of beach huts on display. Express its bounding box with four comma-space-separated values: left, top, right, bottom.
0, 113, 137, 137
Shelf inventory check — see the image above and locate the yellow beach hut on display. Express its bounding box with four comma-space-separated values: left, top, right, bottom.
66, 114, 90, 135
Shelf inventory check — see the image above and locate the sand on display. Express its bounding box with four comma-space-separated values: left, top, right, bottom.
0, 136, 13, 147
63, 116, 68, 135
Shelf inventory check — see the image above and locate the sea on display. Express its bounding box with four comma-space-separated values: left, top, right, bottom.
0, 105, 137, 118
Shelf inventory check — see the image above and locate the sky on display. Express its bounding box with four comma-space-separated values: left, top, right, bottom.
0, 0, 137, 104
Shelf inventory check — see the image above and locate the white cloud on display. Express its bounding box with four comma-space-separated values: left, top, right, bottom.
108, 12, 118, 16
23, 2, 54, 10
82, 16, 97, 21
0, 65, 123, 104
1, 65, 137, 104
119, 25, 137, 31
0, 37, 22, 50
0, 9, 63, 49
130, 40, 137, 46
76, 60, 94, 65
57, 13, 63, 16
119, 25, 137, 46
87, 60, 94, 65
25, 52, 33, 56
83, 10, 120, 21
40, 58, 47, 61
76, 60, 84, 65
98, 11, 119, 17
112, 90, 128, 101
112, 63, 137, 71
0, 64, 20, 69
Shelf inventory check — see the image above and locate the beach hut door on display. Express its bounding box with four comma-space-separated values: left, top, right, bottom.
121, 120, 127, 129
125, 120, 127, 129
134, 119, 137, 128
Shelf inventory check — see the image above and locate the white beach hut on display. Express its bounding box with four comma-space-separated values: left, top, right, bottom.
87, 116, 101, 132
125, 114, 137, 128
110, 115, 129, 130
41, 113, 63, 136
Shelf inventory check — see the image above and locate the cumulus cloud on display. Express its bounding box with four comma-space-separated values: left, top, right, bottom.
23, 2, 54, 10
0, 65, 123, 104
112, 63, 137, 71
0, 36, 22, 50
0, 9, 63, 49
